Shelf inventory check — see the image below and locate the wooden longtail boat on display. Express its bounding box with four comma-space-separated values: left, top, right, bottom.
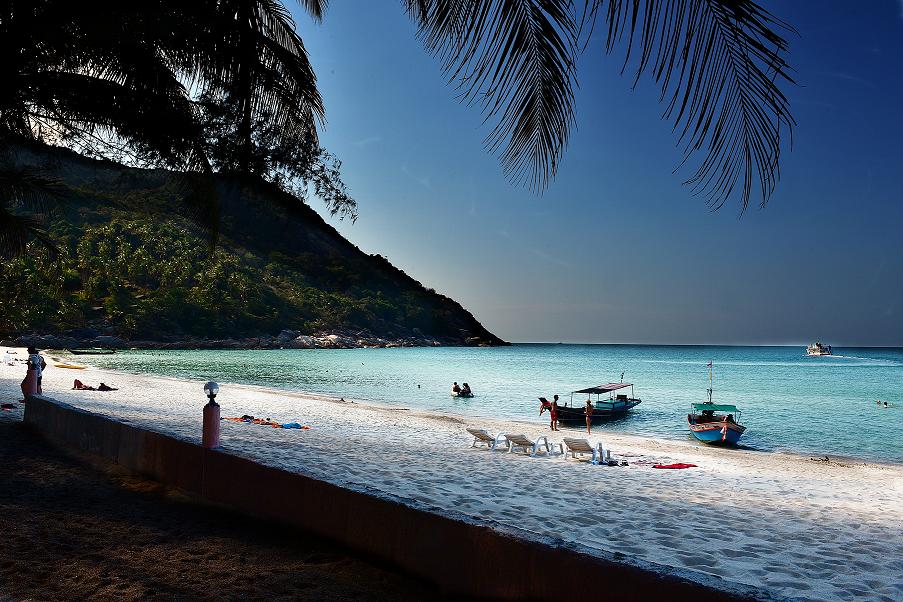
554, 382, 642, 425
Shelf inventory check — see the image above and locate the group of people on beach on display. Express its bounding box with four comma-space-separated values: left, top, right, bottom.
539, 395, 597, 435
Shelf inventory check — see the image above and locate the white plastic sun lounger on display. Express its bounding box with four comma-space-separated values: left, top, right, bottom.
562, 438, 610, 465
467, 428, 508, 451
505, 434, 562, 457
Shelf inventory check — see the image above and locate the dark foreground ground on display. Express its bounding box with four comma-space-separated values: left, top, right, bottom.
0, 414, 445, 601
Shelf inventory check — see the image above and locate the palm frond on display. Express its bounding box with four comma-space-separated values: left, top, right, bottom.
294, 0, 328, 22
0, 167, 65, 213
406, 0, 580, 191
0, 206, 58, 258
597, 0, 795, 211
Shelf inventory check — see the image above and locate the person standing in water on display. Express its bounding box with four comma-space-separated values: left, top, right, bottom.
451, 382, 461, 394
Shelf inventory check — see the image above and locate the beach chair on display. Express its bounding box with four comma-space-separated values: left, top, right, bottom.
504, 434, 562, 457
562, 438, 610, 465
467, 428, 508, 451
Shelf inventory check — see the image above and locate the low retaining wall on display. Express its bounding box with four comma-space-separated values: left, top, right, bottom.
24, 395, 761, 601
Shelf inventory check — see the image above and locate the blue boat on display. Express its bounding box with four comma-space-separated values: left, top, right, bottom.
687, 361, 746, 445
688, 403, 746, 444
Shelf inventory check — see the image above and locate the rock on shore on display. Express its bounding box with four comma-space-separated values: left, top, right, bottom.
1, 328, 498, 351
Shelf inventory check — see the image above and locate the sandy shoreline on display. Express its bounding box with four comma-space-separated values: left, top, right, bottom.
3, 351, 903, 601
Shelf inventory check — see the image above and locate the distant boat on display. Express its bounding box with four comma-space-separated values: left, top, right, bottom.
555, 381, 642, 425
687, 361, 746, 445
67, 348, 116, 355
807, 342, 832, 356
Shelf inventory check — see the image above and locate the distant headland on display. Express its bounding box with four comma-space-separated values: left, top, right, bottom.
0, 145, 506, 349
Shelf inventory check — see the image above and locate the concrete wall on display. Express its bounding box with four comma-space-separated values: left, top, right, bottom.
24, 395, 761, 601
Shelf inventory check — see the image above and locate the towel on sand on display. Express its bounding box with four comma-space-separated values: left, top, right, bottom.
224, 416, 310, 430
652, 463, 697, 469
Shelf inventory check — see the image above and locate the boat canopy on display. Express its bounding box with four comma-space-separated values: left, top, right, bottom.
574, 383, 632, 394
691, 403, 738, 413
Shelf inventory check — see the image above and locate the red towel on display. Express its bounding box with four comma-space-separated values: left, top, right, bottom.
652, 463, 697, 469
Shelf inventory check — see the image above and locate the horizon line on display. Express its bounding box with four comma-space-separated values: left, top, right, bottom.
507, 342, 903, 349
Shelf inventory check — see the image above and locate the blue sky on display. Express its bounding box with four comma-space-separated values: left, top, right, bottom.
293, 1, 903, 346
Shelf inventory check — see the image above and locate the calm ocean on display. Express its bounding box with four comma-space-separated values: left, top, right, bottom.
84, 344, 903, 463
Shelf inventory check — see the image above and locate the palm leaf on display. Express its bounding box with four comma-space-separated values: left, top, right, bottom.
594, 0, 795, 211
0, 166, 65, 213
406, 0, 580, 191
0, 206, 58, 258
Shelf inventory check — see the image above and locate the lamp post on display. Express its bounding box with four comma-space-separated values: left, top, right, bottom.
202, 381, 221, 449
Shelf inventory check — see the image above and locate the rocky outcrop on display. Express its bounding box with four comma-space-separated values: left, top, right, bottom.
3, 328, 496, 350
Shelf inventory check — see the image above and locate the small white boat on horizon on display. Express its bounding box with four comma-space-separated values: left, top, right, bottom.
807, 342, 832, 356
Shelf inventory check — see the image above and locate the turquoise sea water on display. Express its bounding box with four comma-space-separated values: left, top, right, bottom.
84, 345, 903, 463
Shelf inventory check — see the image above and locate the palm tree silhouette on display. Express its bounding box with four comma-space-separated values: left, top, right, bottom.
1, 0, 327, 255
1, 0, 794, 256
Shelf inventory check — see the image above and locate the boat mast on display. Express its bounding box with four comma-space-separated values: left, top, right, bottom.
707, 360, 713, 404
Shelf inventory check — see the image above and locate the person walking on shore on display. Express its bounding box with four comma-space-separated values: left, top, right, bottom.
585, 399, 593, 435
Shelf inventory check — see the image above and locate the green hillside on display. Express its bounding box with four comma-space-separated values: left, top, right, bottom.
0, 146, 505, 348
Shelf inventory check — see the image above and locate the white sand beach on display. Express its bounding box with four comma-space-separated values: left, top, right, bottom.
3, 352, 902, 601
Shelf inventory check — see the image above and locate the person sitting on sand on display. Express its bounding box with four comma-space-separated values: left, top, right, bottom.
585, 399, 593, 435
461, 383, 472, 396
451, 382, 461, 394
97, 383, 118, 391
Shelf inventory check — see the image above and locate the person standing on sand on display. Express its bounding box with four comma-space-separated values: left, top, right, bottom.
22, 346, 46, 396
550, 395, 560, 431
585, 399, 593, 435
